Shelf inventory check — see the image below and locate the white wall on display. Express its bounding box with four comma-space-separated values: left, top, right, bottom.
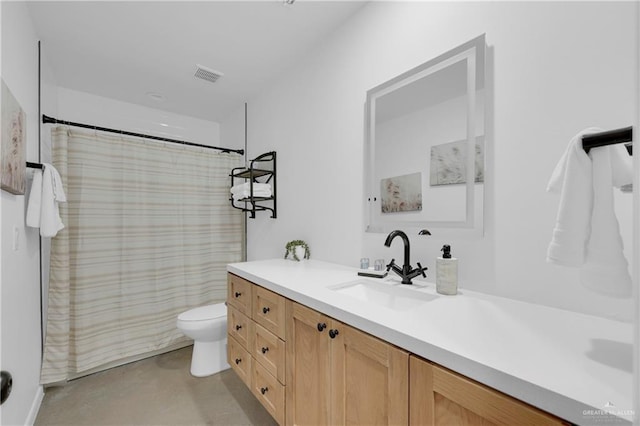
53, 88, 226, 150
1, 2, 45, 425
221, 2, 638, 320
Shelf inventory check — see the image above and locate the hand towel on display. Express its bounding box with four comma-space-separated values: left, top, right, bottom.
547, 128, 633, 297
26, 169, 43, 228
580, 143, 633, 297
26, 163, 67, 237
546, 128, 598, 266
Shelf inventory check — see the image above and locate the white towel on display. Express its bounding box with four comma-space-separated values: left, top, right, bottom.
547, 128, 633, 297
230, 182, 271, 201
26, 169, 43, 228
26, 163, 67, 237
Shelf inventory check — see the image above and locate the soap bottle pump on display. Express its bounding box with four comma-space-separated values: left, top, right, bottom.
436, 244, 458, 295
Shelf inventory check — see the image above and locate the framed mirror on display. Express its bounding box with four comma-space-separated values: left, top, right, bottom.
365, 34, 486, 236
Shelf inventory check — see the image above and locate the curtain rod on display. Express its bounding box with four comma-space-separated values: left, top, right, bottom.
42, 114, 244, 155
582, 126, 633, 154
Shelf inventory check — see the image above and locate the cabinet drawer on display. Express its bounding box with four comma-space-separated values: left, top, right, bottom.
253, 323, 286, 385
253, 361, 285, 425
253, 286, 286, 339
228, 305, 253, 351
228, 336, 252, 388
228, 273, 253, 315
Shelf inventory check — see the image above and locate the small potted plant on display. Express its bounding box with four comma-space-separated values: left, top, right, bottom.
284, 240, 310, 261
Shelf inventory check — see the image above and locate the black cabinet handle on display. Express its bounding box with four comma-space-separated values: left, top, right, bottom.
260, 387, 268, 395
235, 324, 242, 331
317, 322, 327, 332
234, 292, 242, 298
235, 358, 241, 365
262, 307, 270, 314
261, 347, 269, 354
329, 329, 339, 339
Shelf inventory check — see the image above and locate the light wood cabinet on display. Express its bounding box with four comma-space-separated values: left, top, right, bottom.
409, 356, 567, 426
286, 300, 409, 426
254, 323, 286, 384
227, 273, 253, 315
285, 300, 332, 425
253, 360, 286, 425
227, 273, 287, 425
227, 333, 252, 388
227, 305, 253, 350
228, 272, 567, 426
254, 285, 286, 339
331, 323, 409, 425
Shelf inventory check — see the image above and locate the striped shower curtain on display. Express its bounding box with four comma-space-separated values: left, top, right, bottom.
40, 127, 243, 384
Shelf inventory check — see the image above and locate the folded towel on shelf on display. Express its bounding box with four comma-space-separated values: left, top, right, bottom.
26, 163, 67, 237
547, 128, 633, 297
230, 182, 272, 201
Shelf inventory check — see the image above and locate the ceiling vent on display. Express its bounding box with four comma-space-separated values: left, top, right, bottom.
194, 64, 223, 84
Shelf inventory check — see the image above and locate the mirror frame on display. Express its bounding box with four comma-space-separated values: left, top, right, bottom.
364, 34, 486, 236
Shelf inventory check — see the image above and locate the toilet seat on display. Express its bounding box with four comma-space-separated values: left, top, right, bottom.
178, 303, 226, 322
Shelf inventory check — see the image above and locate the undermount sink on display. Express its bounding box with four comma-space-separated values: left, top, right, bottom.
330, 278, 438, 310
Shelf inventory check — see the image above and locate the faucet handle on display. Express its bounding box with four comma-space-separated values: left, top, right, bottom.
386, 259, 396, 272
416, 262, 427, 278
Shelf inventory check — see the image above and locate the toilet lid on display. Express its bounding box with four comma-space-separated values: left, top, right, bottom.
178, 303, 226, 321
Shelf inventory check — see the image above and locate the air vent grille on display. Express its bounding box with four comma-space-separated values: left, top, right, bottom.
194, 64, 223, 84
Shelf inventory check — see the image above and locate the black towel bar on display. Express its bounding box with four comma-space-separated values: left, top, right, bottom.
582, 126, 633, 154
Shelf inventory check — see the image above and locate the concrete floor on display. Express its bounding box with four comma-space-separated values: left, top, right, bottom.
34, 346, 277, 426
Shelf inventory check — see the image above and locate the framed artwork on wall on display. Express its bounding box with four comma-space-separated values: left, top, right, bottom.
380, 172, 422, 213
1, 79, 26, 195
430, 137, 484, 186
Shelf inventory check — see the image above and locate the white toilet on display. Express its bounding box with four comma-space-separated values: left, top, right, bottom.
176, 302, 229, 377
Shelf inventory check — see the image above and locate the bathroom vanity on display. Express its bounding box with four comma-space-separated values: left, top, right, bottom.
226, 259, 632, 425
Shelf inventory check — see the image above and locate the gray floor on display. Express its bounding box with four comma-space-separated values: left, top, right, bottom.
34, 346, 278, 426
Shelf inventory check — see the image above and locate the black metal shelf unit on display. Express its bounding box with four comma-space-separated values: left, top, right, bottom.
230, 151, 276, 218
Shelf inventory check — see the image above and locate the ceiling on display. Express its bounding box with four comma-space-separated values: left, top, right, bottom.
27, 1, 367, 122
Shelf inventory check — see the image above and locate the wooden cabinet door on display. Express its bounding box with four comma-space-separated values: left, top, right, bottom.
227, 336, 252, 388
254, 286, 286, 339
227, 273, 253, 315
409, 356, 566, 426
227, 305, 253, 351
330, 322, 409, 426
253, 323, 286, 384
285, 300, 332, 426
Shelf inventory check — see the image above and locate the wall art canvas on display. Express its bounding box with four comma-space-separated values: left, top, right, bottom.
1, 79, 26, 195
430, 136, 484, 186
381, 172, 422, 213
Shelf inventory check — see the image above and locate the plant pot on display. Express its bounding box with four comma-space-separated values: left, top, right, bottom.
295, 246, 306, 261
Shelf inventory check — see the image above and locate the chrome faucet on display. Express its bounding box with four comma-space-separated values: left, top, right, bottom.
383, 230, 428, 284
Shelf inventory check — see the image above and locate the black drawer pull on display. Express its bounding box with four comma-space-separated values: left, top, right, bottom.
261, 347, 269, 354
235, 324, 242, 331
235, 358, 241, 365
317, 322, 327, 332
329, 329, 339, 339
234, 292, 242, 298
262, 307, 270, 314
260, 387, 268, 395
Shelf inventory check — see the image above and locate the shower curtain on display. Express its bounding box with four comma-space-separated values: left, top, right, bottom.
40, 127, 243, 385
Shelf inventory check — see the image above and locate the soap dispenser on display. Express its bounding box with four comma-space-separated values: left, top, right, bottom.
436, 244, 458, 295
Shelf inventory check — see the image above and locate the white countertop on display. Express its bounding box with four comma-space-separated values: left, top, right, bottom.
228, 259, 634, 425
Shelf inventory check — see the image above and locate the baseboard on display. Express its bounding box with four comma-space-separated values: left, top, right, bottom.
25, 385, 44, 426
